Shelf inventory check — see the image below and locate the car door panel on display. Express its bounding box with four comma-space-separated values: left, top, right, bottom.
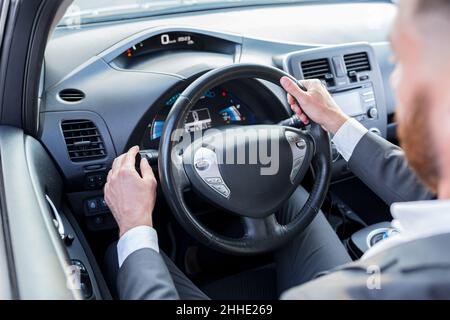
0, 126, 78, 299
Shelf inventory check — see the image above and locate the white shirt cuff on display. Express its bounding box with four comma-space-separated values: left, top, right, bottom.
331, 118, 368, 161
117, 225, 159, 268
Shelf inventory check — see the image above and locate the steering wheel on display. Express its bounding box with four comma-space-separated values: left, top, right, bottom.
158, 64, 331, 255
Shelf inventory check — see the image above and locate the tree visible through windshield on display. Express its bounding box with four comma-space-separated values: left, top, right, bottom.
60, 0, 326, 26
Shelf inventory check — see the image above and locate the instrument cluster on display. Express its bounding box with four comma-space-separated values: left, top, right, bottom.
142, 86, 257, 149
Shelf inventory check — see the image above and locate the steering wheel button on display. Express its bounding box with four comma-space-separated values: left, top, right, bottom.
286, 132, 301, 143
193, 147, 232, 198
206, 177, 223, 184
296, 140, 306, 150
290, 157, 305, 182
195, 159, 210, 171
212, 184, 230, 197
294, 157, 304, 166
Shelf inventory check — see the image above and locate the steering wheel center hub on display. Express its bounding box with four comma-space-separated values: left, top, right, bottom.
183, 125, 314, 218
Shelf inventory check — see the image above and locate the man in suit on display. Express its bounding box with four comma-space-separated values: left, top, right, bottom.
104, 0, 450, 299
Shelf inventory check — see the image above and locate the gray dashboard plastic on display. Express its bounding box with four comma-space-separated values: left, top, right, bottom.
41, 3, 397, 189
45, 2, 396, 87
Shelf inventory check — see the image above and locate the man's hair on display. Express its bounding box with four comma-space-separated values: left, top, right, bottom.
416, 0, 450, 13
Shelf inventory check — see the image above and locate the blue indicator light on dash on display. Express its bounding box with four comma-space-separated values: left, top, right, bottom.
220, 106, 243, 122
166, 90, 216, 106
151, 120, 165, 140
204, 90, 216, 98
165, 93, 181, 107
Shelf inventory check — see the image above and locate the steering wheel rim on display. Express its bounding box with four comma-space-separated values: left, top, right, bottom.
158, 63, 331, 255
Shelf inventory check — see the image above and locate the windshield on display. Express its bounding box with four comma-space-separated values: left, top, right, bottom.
60, 0, 351, 26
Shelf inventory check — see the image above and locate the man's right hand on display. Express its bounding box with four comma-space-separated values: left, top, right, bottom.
280, 77, 350, 134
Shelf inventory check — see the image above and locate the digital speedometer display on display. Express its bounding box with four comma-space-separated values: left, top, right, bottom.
123, 32, 204, 59
142, 86, 257, 149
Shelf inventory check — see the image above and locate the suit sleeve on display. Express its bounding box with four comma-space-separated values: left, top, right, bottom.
348, 132, 434, 205
117, 248, 179, 300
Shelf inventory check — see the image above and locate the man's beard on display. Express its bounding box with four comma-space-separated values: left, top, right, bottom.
396, 92, 440, 194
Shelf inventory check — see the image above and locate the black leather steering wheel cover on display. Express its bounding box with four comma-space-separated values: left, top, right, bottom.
158, 63, 331, 255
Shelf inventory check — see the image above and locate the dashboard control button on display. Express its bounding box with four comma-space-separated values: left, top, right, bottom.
99, 197, 108, 210
84, 172, 106, 190
348, 70, 358, 82
86, 176, 96, 189
95, 174, 105, 185
359, 75, 369, 81
94, 216, 103, 225
85, 197, 110, 217
368, 107, 378, 119
86, 199, 98, 213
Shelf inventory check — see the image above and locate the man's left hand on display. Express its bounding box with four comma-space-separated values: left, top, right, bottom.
104, 146, 157, 237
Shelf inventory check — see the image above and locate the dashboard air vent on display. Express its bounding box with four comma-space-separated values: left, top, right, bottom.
344, 52, 371, 74
61, 120, 106, 162
58, 89, 85, 103
300, 58, 334, 85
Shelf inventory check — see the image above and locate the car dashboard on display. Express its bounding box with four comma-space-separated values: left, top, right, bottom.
40, 1, 397, 234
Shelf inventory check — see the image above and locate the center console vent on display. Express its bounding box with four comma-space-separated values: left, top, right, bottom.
344, 52, 371, 74
61, 120, 107, 162
300, 58, 334, 86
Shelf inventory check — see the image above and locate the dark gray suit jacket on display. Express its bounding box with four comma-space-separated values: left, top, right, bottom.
117, 132, 438, 300
282, 233, 450, 300
117, 248, 179, 300
348, 132, 433, 204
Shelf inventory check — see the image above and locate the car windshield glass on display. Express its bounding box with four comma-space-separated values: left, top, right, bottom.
59, 0, 356, 26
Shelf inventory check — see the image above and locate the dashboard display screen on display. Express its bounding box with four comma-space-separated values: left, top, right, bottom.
185, 108, 212, 132
332, 91, 364, 117
123, 32, 204, 58
142, 86, 257, 149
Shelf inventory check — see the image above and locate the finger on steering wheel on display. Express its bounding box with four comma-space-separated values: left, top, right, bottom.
287, 93, 310, 125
